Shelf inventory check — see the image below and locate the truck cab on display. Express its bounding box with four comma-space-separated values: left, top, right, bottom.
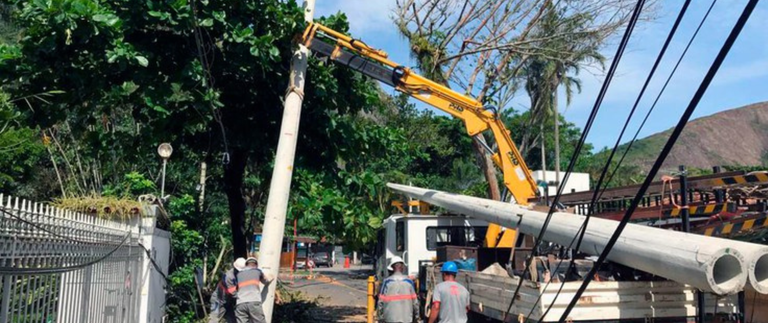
374, 213, 489, 279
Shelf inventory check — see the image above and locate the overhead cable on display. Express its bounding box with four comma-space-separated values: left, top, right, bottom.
556, 1, 759, 321
501, 0, 646, 319
598, 0, 718, 195
529, 1, 698, 319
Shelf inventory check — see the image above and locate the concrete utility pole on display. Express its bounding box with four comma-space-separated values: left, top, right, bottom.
387, 183, 753, 295
258, 1, 315, 321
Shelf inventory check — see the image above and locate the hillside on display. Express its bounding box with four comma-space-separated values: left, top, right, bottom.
613, 102, 768, 171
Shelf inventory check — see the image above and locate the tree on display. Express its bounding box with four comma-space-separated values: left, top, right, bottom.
0, 4, 20, 44
394, 0, 635, 199
0, 90, 45, 194
504, 108, 593, 173
522, 3, 606, 184
0, 0, 382, 257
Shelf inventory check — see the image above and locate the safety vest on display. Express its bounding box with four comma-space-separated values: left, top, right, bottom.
234, 268, 265, 304
378, 272, 418, 323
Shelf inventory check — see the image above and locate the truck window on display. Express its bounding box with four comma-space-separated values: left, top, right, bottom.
396, 221, 405, 252
426, 226, 488, 250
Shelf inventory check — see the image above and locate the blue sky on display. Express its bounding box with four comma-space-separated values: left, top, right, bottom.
315, 1, 768, 150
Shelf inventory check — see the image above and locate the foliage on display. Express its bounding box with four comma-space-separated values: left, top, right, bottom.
0, 90, 46, 194
503, 109, 593, 171
102, 171, 156, 197
0, 3, 20, 44
52, 194, 144, 218
0, 0, 703, 320
0, 0, 387, 258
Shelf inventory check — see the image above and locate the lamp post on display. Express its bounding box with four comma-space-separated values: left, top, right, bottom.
157, 143, 173, 198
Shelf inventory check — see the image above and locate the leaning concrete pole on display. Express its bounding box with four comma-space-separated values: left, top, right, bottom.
258, 1, 315, 321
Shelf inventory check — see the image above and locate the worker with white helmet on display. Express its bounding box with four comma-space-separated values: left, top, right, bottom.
377, 256, 418, 323
209, 260, 238, 323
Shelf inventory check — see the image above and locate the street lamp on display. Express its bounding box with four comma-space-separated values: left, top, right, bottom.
158, 143, 173, 198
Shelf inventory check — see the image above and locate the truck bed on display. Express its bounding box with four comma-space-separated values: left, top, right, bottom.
450, 270, 737, 322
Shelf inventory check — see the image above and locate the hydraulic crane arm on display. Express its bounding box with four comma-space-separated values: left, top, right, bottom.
302, 23, 540, 247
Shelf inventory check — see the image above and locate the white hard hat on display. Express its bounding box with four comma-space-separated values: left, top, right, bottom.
387, 256, 405, 271
233, 257, 247, 271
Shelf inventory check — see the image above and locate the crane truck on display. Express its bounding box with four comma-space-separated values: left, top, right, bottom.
299, 23, 744, 322
301, 22, 541, 249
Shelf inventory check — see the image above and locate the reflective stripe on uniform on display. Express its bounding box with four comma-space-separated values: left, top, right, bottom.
379, 293, 417, 302
237, 279, 261, 288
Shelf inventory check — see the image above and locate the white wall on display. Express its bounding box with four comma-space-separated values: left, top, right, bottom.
138, 207, 171, 323
531, 170, 590, 197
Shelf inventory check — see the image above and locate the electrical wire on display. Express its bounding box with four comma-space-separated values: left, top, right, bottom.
501, 0, 646, 320
0, 207, 169, 287
138, 242, 170, 281
597, 0, 718, 198
0, 208, 127, 245
556, 1, 758, 321
0, 233, 130, 275
0, 208, 141, 276
528, 1, 700, 319
190, 0, 230, 162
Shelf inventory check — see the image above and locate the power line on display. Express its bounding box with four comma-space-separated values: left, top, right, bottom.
529, 1, 699, 319
0, 235, 130, 275
501, 1, 646, 320
556, 1, 758, 321
0, 208, 132, 275
0, 207, 127, 245
598, 0, 718, 196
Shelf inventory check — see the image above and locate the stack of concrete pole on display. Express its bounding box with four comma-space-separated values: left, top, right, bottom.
387, 183, 768, 295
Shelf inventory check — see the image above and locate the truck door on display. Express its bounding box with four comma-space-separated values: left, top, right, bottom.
395, 219, 406, 265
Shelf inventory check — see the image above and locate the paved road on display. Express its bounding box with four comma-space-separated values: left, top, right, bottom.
282, 264, 374, 322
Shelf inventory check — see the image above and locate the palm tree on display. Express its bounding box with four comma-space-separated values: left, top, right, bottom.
523, 4, 604, 187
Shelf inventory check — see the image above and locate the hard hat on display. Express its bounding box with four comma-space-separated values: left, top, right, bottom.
441, 261, 458, 274
233, 257, 247, 271
387, 256, 405, 271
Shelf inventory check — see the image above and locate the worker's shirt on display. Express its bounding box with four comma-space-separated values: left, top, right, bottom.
210, 275, 228, 311
211, 269, 236, 312
377, 272, 418, 323
432, 281, 469, 323
234, 268, 268, 305
224, 268, 238, 294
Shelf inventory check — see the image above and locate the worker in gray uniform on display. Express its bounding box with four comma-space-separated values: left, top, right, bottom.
428, 261, 469, 323
209, 264, 237, 323
377, 256, 418, 323
233, 257, 272, 323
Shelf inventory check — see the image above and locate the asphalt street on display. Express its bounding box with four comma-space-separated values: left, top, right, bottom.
283, 264, 374, 322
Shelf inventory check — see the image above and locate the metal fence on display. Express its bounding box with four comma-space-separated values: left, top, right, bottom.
0, 194, 147, 323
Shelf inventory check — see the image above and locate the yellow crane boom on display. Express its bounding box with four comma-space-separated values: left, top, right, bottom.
302, 23, 540, 247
